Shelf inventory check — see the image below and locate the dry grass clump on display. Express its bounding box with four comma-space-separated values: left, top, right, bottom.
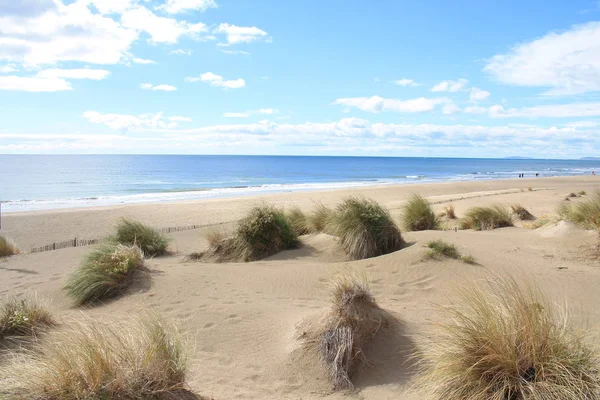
0, 236, 20, 257
511, 204, 535, 221
307, 203, 335, 233
329, 197, 404, 260
415, 277, 600, 400
114, 218, 169, 257
202, 204, 298, 262
0, 296, 55, 344
286, 207, 310, 236
568, 192, 578, 198
523, 214, 553, 229
1, 315, 195, 399
460, 205, 514, 230
579, 190, 587, 196
402, 194, 439, 231
557, 191, 600, 230
441, 204, 457, 219
424, 240, 476, 264
64, 243, 145, 306
304, 273, 391, 390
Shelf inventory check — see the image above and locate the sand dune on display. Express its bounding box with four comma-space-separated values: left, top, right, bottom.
1, 176, 600, 399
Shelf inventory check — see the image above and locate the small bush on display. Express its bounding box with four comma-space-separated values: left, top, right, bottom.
528, 187, 533, 191
0, 236, 19, 257
1, 315, 194, 399
114, 218, 169, 257
443, 205, 456, 219
305, 273, 390, 389
202, 204, 298, 262
511, 204, 535, 221
286, 207, 310, 236
424, 240, 475, 264
64, 243, 145, 305
461, 205, 513, 230
0, 296, 55, 343
579, 190, 587, 196
307, 203, 335, 233
402, 194, 439, 231
415, 277, 600, 400
329, 197, 404, 260
557, 191, 600, 230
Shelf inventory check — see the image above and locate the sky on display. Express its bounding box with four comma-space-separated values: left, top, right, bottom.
1, 0, 600, 158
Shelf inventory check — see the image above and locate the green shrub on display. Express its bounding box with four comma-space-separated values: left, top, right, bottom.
557, 191, 600, 229
424, 240, 475, 264
64, 244, 145, 305
286, 207, 310, 235
114, 218, 169, 257
0, 296, 55, 343
401, 194, 439, 231
0, 236, 19, 257
579, 190, 587, 196
329, 197, 404, 260
461, 205, 513, 230
415, 277, 600, 399
1, 315, 195, 399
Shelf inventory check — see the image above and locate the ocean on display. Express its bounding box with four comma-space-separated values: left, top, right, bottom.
1, 155, 599, 213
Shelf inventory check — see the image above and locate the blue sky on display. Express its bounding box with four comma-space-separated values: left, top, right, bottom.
1, 0, 600, 157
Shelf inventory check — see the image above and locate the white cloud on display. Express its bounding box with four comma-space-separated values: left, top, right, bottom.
431, 78, 468, 92
442, 104, 461, 115
169, 116, 192, 122
464, 106, 487, 114
214, 23, 268, 45
224, 108, 278, 118
171, 49, 193, 55
562, 121, 600, 128
489, 102, 600, 118
485, 22, 600, 95
83, 111, 187, 129
0, 0, 138, 66
121, 6, 209, 44
133, 57, 156, 64
37, 68, 110, 80
89, 0, 136, 14
470, 87, 490, 101
334, 95, 447, 113
140, 83, 177, 91
0, 65, 17, 73
158, 0, 217, 14
393, 78, 417, 87
221, 50, 250, 55
0, 76, 72, 92
186, 72, 245, 89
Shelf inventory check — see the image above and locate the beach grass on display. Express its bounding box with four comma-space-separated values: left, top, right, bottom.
415, 276, 600, 400
310, 272, 390, 389
424, 240, 476, 264
64, 243, 145, 306
307, 203, 335, 233
460, 205, 513, 230
0, 236, 20, 258
286, 207, 310, 236
579, 190, 587, 196
0, 295, 55, 344
557, 190, 600, 230
329, 197, 404, 260
401, 194, 439, 231
0, 315, 194, 400
510, 204, 535, 221
442, 204, 457, 219
114, 218, 169, 257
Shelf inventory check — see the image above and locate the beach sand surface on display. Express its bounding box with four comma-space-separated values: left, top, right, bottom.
1, 176, 599, 399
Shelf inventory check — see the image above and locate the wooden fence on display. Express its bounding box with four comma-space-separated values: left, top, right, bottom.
28, 222, 233, 254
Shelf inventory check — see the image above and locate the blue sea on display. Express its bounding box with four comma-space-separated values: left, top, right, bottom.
1, 155, 599, 213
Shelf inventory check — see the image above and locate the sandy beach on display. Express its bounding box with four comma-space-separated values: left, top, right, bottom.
1, 175, 600, 399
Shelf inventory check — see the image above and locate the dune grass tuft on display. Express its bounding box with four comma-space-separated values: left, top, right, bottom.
424, 240, 475, 264
511, 204, 535, 221
524, 214, 553, 229
0, 236, 20, 258
305, 272, 391, 390
307, 203, 335, 233
0, 315, 195, 400
579, 190, 587, 196
442, 204, 457, 219
557, 191, 600, 230
64, 243, 145, 306
0, 296, 55, 344
415, 276, 600, 400
460, 205, 513, 230
202, 204, 298, 262
286, 207, 310, 236
329, 197, 404, 260
114, 218, 169, 257
401, 194, 439, 231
